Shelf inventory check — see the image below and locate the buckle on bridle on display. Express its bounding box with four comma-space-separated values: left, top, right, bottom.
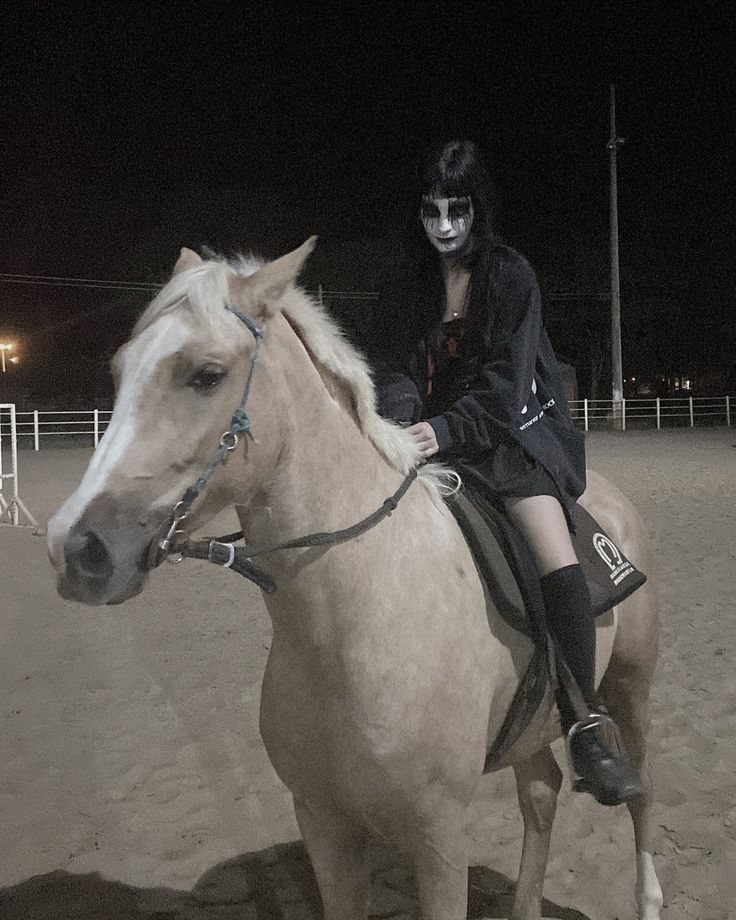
208, 540, 236, 568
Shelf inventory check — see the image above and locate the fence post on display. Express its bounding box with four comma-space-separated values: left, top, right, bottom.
621, 398, 626, 431
689, 396, 694, 428
727, 395, 731, 427
94, 409, 100, 447
34, 410, 40, 451
0, 403, 38, 527
584, 398, 589, 432
656, 397, 661, 430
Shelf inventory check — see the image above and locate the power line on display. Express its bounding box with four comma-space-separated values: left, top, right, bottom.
0, 273, 162, 293
0, 271, 611, 302
0, 273, 384, 335
0, 273, 380, 299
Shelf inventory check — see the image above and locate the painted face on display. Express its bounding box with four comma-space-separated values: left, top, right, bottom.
420, 195, 474, 254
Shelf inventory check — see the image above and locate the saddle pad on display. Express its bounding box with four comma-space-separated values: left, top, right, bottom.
446, 485, 647, 770
448, 486, 647, 639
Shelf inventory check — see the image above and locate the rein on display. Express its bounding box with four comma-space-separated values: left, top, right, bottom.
147, 300, 417, 593
174, 468, 417, 593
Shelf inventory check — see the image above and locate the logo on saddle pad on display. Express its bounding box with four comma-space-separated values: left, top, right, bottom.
592, 532, 635, 586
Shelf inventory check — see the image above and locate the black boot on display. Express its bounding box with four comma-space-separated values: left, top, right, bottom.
541, 565, 642, 807
568, 715, 642, 806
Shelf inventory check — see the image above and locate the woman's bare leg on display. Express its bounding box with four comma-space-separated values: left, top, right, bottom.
504, 494, 577, 576
505, 494, 641, 805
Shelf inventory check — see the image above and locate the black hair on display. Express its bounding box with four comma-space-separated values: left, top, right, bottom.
417, 140, 501, 360
419, 139, 496, 267
373, 140, 501, 368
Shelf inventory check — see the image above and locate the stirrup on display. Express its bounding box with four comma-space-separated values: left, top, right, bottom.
565, 712, 624, 786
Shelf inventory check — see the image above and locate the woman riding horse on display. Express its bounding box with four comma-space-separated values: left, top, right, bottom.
370, 139, 640, 806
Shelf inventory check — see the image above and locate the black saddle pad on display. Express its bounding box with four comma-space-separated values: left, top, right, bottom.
448, 486, 646, 639
446, 484, 647, 769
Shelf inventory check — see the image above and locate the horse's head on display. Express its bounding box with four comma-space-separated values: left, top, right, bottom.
47, 238, 316, 605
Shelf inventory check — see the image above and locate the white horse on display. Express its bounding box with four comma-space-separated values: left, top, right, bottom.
47, 240, 663, 919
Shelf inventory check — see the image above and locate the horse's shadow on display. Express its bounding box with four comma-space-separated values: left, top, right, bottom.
0, 841, 590, 919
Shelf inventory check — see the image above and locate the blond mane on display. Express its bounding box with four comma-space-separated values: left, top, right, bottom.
134, 254, 459, 499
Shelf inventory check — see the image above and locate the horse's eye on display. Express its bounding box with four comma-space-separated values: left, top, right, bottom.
188, 365, 227, 391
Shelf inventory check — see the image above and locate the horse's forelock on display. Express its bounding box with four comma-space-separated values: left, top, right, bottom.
132, 255, 265, 339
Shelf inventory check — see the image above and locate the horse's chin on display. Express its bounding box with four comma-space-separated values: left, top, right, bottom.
56, 565, 148, 607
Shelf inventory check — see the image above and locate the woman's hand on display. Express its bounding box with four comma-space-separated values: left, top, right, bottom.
407, 422, 439, 460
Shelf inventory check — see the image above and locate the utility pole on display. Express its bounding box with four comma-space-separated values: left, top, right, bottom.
607, 85, 625, 428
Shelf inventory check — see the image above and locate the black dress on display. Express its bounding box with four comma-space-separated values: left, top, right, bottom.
370, 242, 587, 527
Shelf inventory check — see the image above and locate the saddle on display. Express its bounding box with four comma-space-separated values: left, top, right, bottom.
447, 485, 646, 771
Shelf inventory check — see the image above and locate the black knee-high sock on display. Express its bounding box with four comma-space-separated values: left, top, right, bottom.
540, 564, 597, 732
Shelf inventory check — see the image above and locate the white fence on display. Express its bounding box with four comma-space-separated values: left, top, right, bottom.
0, 397, 733, 450
2, 409, 114, 450
570, 395, 733, 431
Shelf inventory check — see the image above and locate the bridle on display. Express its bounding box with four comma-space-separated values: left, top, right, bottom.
147, 302, 262, 566
147, 300, 416, 593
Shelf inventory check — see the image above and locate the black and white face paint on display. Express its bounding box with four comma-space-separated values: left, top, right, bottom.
420, 195, 474, 255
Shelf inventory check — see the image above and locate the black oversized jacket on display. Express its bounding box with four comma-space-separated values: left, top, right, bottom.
370, 242, 587, 515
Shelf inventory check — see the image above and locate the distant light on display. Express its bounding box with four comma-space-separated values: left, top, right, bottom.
9, 356, 19, 364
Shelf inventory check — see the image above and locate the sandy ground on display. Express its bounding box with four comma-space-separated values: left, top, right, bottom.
1, 428, 734, 919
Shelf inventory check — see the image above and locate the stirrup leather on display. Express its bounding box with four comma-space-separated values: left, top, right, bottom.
565, 712, 624, 787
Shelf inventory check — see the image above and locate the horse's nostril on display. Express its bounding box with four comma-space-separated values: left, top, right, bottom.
76, 531, 113, 579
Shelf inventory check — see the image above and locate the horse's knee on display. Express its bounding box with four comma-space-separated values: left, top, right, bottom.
515, 753, 562, 832
519, 778, 561, 831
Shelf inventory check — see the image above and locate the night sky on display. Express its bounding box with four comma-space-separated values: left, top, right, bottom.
2, 1, 734, 399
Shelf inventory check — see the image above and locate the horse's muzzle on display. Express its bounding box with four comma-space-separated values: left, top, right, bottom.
55, 495, 159, 606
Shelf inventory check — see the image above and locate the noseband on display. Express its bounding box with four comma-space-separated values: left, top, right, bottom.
148, 300, 416, 593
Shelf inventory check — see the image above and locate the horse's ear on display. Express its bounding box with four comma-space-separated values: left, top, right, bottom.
172, 247, 202, 276
232, 236, 317, 316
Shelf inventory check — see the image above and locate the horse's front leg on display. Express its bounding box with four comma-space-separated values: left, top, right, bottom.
511, 745, 563, 920
293, 797, 370, 920
411, 816, 469, 920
